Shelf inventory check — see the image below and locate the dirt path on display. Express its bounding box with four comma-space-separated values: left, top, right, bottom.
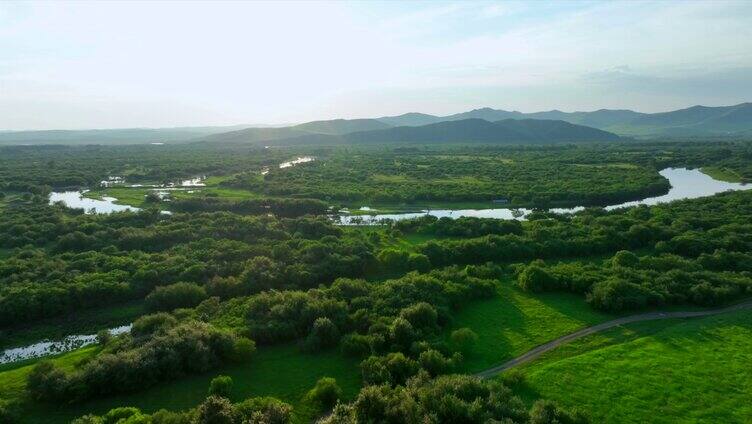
476, 300, 752, 378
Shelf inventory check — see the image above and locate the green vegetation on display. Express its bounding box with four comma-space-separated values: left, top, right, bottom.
516, 308, 752, 423
226, 146, 670, 207
2, 139, 752, 423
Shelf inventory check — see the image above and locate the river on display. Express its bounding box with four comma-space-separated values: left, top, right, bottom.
336, 168, 751, 224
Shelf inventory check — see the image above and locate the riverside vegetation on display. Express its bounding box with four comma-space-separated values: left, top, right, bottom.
0, 139, 751, 423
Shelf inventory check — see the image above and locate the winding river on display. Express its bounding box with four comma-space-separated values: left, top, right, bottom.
336, 168, 751, 224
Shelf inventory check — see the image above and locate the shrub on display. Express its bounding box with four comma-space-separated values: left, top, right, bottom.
96, 329, 112, 345
208, 375, 233, 398
195, 396, 236, 424
130, 312, 178, 339
306, 377, 342, 410
612, 250, 640, 268
145, 282, 207, 312
229, 337, 256, 362
341, 333, 372, 357
450, 328, 478, 354
399, 302, 438, 332
302, 317, 340, 352
517, 263, 556, 292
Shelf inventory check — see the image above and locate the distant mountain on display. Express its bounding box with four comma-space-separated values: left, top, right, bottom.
377, 112, 443, 127
444, 107, 526, 122
0, 125, 253, 145
526, 109, 647, 129
201, 118, 393, 143
292, 118, 392, 135
375, 103, 752, 137
613, 102, 752, 135
271, 118, 620, 145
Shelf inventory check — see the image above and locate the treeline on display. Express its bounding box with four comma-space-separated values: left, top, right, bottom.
0, 143, 293, 193
411, 191, 752, 269
516, 249, 752, 312
0, 201, 376, 327
28, 319, 254, 402
71, 375, 585, 424
169, 197, 329, 217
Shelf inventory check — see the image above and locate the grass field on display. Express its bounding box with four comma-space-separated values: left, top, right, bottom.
514, 308, 752, 423
1, 342, 361, 423
701, 166, 744, 183
446, 280, 615, 373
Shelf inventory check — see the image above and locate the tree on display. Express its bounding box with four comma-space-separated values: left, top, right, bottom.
208, 375, 233, 398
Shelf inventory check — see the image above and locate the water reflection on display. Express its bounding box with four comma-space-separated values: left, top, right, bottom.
49, 191, 139, 214
0, 324, 132, 364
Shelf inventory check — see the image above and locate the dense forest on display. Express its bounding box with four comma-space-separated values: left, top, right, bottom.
1, 139, 752, 423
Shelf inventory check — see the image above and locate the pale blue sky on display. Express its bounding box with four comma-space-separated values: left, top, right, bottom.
1, 0, 751, 130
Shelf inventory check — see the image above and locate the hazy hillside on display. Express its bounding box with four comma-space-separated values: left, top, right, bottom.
526, 109, 646, 129
271, 118, 620, 145
377, 112, 443, 127
292, 118, 392, 134
614, 102, 752, 135
375, 103, 752, 136
0, 125, 252, 145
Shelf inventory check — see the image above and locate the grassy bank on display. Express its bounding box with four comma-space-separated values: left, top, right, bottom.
515, 308, 752, 423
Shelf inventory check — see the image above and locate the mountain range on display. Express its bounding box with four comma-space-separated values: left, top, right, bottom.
1, 102, 750, 145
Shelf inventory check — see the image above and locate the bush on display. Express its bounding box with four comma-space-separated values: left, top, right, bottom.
302, 317, 340, 352
195, 396, 236, 424
130, 312, 178, 339
145, 282, 207, 312
229, 337, 256, 362
96, 329, 112, 345
341, 333, 372, 357
529, 399, 589, 424
208, 375, 233, 398
306, 377, 342, 410
517, 263, 556, 292
450, 328, 478, 354
399, 302, 438, 332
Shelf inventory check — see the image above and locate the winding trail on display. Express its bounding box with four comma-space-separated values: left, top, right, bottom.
476, 300, 752, 378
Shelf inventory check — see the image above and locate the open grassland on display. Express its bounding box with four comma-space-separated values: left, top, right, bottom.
446, 280, 615, 373
701, 166, 745, 183
514, 309, 752, 423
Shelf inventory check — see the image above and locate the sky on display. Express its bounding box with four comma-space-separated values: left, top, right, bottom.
1, 0, 751, 130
